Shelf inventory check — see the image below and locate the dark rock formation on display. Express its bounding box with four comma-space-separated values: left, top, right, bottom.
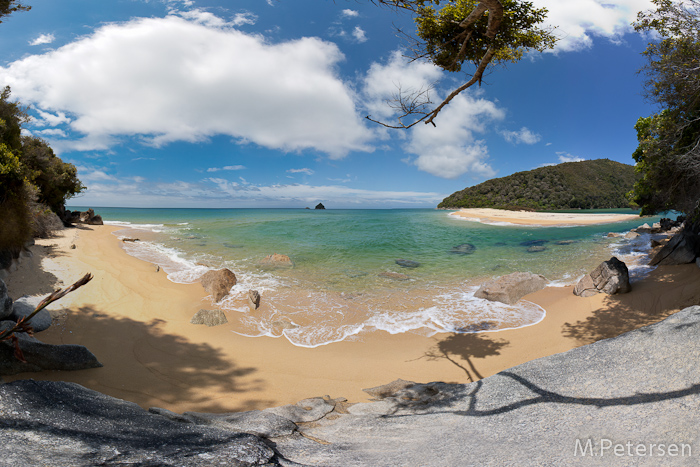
199, 268, 237, 302
190, 309, 228, 327
449, 243, 476, 255
0, 279, 13, 320
474, 272, 547, 305
574, 256, 631, 297
0, 322, 102, 374
315, 203, 325, 210
64, 208, 104, 226
260, 254, 294, 269
649, 229, 700, 266
395, 259, 420, 268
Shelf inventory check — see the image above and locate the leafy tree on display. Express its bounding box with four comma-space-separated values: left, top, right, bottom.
368, 0, 556, 128
0, 0, 30, 23
630, 0, 700, 224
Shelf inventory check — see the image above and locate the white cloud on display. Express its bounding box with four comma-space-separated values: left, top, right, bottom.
341, 9, 359, 18
287, 168, 314, 175
36, 128, 67, 138
34, 109, 71, 126
1, 14, 372, 158
501, 127, 541, 145
557, 152, 586, 163
73, 175, 443, 208
405, 94, 505, 179
29, 34, 55, 46
207, 165, 246, 172
533, 0, 654, 52
352, 26, 367, 43
232, 12, 257, 26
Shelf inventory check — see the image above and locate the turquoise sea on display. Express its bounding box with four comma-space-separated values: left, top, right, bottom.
70, 207, 663, 347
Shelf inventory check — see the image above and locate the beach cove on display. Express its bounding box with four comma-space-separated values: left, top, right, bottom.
4, 209, 700, 414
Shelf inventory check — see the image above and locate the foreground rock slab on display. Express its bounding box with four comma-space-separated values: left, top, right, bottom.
274, 306, 700, 466
0, 380, 280, 466
574, 256, 631, 297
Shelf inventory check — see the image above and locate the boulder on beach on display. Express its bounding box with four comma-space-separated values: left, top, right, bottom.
260, 253, 294, 269
200, 268, 237, 302
190, 309, 228, 327
573, 256, 631, 297
63, 208, 103, 226
649, 229, 700, 266
248, 290, 261, 311
10, 297, 52, 332
474, 272, 547, 305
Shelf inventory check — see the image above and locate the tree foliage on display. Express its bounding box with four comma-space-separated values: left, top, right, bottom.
0, 0, 30, 23
630, 0, 700, 222
438, 159, 639, 211
368, 0, 555, 128
0, 87, 84, 248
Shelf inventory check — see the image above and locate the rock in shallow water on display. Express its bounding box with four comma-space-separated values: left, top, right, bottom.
395, 259, 420, 268
449, 243, 476, 255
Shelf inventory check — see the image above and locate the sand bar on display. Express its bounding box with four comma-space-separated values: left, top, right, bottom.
4, 224, 700, 414
450, 208, 642, 226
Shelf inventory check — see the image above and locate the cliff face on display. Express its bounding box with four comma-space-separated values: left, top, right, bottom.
439, 159, 639, 210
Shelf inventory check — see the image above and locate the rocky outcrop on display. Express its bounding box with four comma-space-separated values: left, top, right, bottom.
190, 309, 228, 327
474, 272, 547, 305
574, 256, 631, 297
0, 279, 13, 320
199, 268, 237, 301
260, 253, 294, 269
63, 208, 103, 225
315, 203, 326, 210
649, 229, 700, 266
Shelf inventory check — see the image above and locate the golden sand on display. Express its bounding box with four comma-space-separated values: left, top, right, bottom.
450, 208, 643, 226
4, 224, 699, 413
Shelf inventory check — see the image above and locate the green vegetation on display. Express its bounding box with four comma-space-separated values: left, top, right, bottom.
0, 87, 84, 249
438, 159, 638, 211
368, 1, 556, 128
629, 0, 700, 226
0, 0, 30, 23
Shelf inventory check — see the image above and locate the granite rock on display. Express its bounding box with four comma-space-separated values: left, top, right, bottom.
474, 272, 547, 305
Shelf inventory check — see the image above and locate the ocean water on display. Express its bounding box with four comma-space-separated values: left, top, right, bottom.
70, 207, 664, 347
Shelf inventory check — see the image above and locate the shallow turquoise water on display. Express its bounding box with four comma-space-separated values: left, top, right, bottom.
71, 207, 661, 347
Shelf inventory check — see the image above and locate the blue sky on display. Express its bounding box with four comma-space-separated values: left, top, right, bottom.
0, 0, 659, 208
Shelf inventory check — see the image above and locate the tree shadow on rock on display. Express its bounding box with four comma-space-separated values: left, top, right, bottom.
5, 306, 272, 413
424, 328, 509, 382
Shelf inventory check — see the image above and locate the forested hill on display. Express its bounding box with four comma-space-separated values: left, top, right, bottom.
438, 159, 639, 211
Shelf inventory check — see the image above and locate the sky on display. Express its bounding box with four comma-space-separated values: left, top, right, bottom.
0, 0, 660, 209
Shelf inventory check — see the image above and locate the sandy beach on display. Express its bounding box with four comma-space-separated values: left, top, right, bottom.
450, 208, 643, 226
4, 223, 700, 414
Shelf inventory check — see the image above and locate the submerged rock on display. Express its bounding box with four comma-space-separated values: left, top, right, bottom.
474, 272, 547, 305
449, 243, 476, 255
520, 239, 547, 247
395, 259, 420, 268
260, 253, 294, 269
527, 245, 547, 253
378, 271, 410, 281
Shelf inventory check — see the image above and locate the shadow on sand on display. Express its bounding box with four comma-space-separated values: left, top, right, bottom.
5, 305, 273, 413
